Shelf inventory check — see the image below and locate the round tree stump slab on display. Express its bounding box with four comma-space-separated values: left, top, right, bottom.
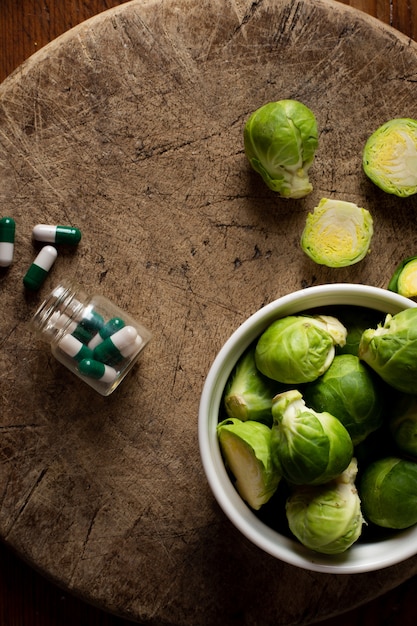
1, 1, 417, 624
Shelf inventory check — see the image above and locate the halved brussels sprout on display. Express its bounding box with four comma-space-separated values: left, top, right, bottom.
363, 118, 417, 197
303, 354, 384, 445
286, 459, 363, 554
388, 256, 417, 298
358, 308, 417, 394
223, 347, 287, 426
301, 198, 373, 268
360, 456, 417, 529
244, 99, 318, 199
217, 418, 281, 510
270, 390, 353, 485
255, 314, 347, 384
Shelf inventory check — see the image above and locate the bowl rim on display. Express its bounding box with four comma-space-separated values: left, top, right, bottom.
198, 283, 417, 574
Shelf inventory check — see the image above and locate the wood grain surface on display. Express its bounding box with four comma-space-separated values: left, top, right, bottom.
1, 1, 417, 625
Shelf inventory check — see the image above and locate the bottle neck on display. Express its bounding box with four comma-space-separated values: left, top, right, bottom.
30, 282, 87, 340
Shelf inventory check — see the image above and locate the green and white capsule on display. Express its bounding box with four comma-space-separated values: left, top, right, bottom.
72, 324, 95, 344
0, 216, 16, 267
71, 308, 105, 343
128, 334, 144, 356
23, 245, 58, 291
93, 325, 138, 364
51, 312, 78, 334
88, 317, 126, 349
57, 334, 93, 362
79, 307, 105, 332
56, 314, 96, 345
32, 224, 82, 245
78, 358, 118, 383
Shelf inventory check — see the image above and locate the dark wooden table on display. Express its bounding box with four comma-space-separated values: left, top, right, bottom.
1, 1, 417, 625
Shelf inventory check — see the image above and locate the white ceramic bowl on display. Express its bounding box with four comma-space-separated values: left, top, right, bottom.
199, 283, 417, 574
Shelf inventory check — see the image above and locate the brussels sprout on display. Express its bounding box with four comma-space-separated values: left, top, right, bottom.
270, 390, 353, 485
303, 354, 384, 445
390, 394, 417, 457
360, 457, 417, 529
217, 418, 281, 510
354, 422, 393, 468
286, 459, 363, 554
243, 99, 318, 199
358, 308, 417, 394
388, 256, 417, 298
335, 306, 384, 356
223, 347, 287, 426
255, 314, 347, 384
300, 198, 373, 268
363, 118, 417, 197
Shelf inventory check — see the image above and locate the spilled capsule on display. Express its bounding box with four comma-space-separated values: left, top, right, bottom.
23, 245, 58, 291
33, 224, 82, 245
0, 216, 16, 267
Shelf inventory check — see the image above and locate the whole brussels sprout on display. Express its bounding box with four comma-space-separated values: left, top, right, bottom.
217, 418, 281, 510
354, 422, 393, 468
301, 198, 373, 268
244, 99, 318, 199
358, 308, 417, 394
223, 347, 287, 426
390, 394, 417, 457
335, 306, 384, 357
363, 118, 417, 197
270, 389, 353, 485
286, 459, 363, 554
303, 354, 384, 445
360, 457, 417, 529
255, 314, 347, 385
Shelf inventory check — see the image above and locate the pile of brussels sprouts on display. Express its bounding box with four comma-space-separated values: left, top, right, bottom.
217, 305, 417, 555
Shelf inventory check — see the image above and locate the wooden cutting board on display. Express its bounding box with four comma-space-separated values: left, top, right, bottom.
1, 0, 417, 623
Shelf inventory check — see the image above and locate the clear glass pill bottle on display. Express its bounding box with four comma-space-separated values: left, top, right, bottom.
30, 281, 151, 395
